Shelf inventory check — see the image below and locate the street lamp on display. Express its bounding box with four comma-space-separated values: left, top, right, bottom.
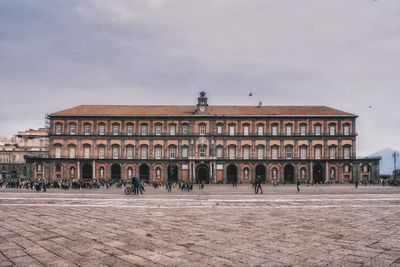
393, 151, 399, 181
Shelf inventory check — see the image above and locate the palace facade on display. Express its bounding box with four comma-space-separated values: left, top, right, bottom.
25, 92, 380, 184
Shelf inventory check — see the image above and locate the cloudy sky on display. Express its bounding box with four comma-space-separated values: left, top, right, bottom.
0, 0, 399, 156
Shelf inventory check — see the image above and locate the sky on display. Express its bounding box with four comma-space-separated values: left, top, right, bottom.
0, 0, 399, 156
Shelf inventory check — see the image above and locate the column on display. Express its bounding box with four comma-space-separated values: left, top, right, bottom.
325, 162, 329, 183
77, 161, 81, 180
310, 161, 313, 183
92, 160, 96, 180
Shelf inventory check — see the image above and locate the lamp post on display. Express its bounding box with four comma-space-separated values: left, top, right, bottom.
393, 151, 399, 181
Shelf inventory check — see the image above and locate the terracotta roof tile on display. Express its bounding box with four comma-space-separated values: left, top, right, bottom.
50, 105, 355, 117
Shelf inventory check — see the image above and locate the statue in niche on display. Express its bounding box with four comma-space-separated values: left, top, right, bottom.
272, 168, 277, 180
244, 168, 249, 179
128, 168, 132, 178
301, 169, 306, 179
100, 168, 104, 179
156, 168, 161, 179
330, 168, 335, 179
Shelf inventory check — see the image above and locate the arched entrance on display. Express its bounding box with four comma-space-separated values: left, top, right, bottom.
227, 164, 238, 184
82, 164, 92, 180
111, 164, 121, 182
255, 164, 266, 183
168, 164, 178, 183
284, 164, 295, 183
10, 170, 17, 180
196, 165, 209, 184
139, 164, 150, 183
313, 164, 324, 184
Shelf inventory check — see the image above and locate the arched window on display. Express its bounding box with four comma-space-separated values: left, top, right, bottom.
216, 123, 223, 134
98, 123, 106, 135
140, 145, 148, 159
69, 145, 76, 158
169, 124, 177, 136
83, 145, 91, 159
300, 145, 308, 159
112, 145, 120, 159
181, 146, 189, 158
242, 145, 250, 159
155, 146, 162, 159
140, 123, 148, 136
285, 124, 293, 136
69, 123, 77, 135
228, 145, 236, 159
314, 145, 322, 159
271, 145, 279, 159
329, 123, 336, 136
181, 123, 189, 135
243, 124, 250, 136
126, 123, 134, 136
169, 145, 177, 159
126, 145, 134, 159
112, 123, 120, 135
285, 145, 293, 159
199, 123, 206, 136
216, 145, 224, 158
329, 146, 337, 159
314, 123, 322, 136
228, 124, 235, 136
98, 145, 106, 159
55, 123, 63, 135
155, 123, 162, 135
257, 145, 264, 159
271, 123, 279, 136
257, 124, 264, 136
54, 145, 62, 158
343, 145, 351, 159
83, 123, 91, 135
343, 123, 350, 136
300, 123, 307, 136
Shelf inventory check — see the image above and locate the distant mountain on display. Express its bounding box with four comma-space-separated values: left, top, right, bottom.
368, 148, 399, 175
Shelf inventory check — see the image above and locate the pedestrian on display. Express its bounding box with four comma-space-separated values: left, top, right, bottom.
255, 175, 263, 194
167, 182, 172, 192
355, 180, 358, 189
296, 179, 300, 193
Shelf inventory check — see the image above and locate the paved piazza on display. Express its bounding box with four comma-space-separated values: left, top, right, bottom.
0, 185, 400, 267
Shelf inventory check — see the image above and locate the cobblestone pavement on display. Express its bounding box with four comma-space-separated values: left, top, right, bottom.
0, 185, 400, 267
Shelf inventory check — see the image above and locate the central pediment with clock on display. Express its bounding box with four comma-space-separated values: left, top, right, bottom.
195, 91, 209, 115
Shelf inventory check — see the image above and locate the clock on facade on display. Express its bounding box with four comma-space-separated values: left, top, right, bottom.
199, 106, 206, 112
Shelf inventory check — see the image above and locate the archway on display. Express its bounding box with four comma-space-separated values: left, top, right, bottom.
82, 164, 92, 180
111, 164, 121, 182
227, 164, 238, 184
139, 164, 150, 183
255, 164, 266, 183
196, 165, 209, 184
313, 164, 324, 184
168, 164, 178, 183
284, 164, 295, 183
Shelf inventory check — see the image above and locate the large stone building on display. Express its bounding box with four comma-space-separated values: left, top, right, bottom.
26, 92, 380, 184
1, 128, 49, 180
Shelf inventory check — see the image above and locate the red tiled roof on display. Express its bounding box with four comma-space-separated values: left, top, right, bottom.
50, 105, 355, 117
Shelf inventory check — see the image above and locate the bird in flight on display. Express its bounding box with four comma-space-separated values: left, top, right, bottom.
249, 93, 253, 96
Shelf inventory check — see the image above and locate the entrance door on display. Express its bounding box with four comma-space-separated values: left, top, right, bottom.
227, 164, 238, 184
284, 164, 295, 183
82, 164, 92, 180
255, 164, 266, 183
313, 164, 324, 184
196, 165, 209, 184
111, 164, 121, 182
139, 164, 150, 183
168, 164, 178, 183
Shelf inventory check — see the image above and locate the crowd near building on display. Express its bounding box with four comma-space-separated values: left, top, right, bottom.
0, 129, 49, 180
24, 92, 380, 184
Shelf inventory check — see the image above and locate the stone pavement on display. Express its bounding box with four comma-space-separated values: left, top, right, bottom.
0, 185, 399, 267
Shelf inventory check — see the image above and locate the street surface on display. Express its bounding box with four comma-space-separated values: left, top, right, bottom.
0, 184, 399, 267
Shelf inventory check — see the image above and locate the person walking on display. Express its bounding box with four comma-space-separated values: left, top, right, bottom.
296, 179, 300, 193
254, 175, 263, 194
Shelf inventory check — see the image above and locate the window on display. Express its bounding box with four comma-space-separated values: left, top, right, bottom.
314, 124, 321, 136
329, 146, 336, 159
98, 124, 105, 135
98, 146, 105, 159
155, 146, 162, 159
112, 146, 119, 159
344, 146, 351, 159
182, 147, 188, 158
271, 124, 278, 136
216, 124, 223, 134
300, 124, 307, 136
169, 146, 176, 159
243, 125, 250, 136
314, 146, 322, 159
257, 125, 264, 136
69, 146, 76, 158
199, 124, 206, 136
141, 124, 148, 135
127, 124, 133, 135
55, 146, 62, 158
257, 146, 264, 159
83, 146, 90, 158
141, 146, 148, 159
329, 124, 336, 136
169, 124, 176, 136
69, 123, 76, 135
55, 124, 62, 135
300, 146, 307, 159
229, 125, 235, 136
271, 146, 279, 159
343, 124, 350, 135
112, 124, 120, 135
286, 124, 292, 136
217, 147, 223, 158
182, 124, 188, 135
126, 146, 134, 159
84, 124, 91, 135
286, 146, 293, 159
242, 146, 250, 159
199, 146, 206, 158
155, 124, 162, 135
228, 146, 236, 159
